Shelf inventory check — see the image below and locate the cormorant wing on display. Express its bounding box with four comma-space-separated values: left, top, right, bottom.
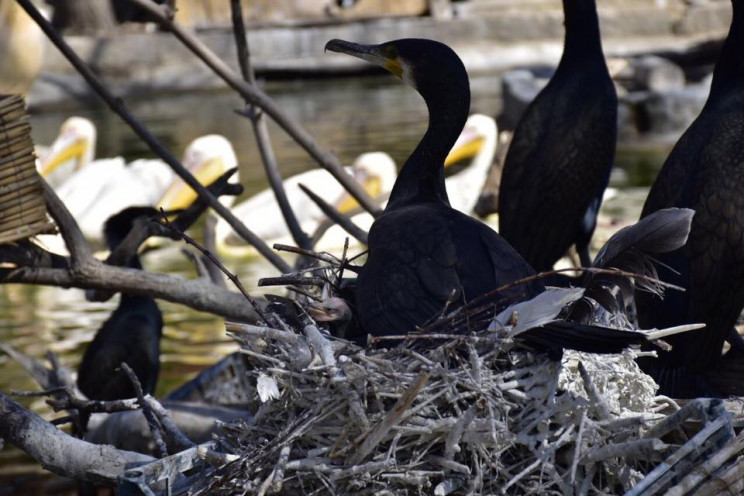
500, 82, 616, 271
356, 207, 463, 337
77, 310, 161, 400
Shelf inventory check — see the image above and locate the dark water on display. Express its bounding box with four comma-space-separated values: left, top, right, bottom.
0, 74, 672, 490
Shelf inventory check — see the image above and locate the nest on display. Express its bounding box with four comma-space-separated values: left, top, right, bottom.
188, 314, 741, 495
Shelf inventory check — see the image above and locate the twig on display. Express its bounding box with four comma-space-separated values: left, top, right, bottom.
230, 0, 311, 250
225, 321, 299, 344
142, 396, 196, 452
578, 361, 612, 421
273, 244, 341, 265
286, 285, 323, 302
298, 183, 369, 245
157, 212, 268, 323
259, 275, 327, 287
271, 445, 292, 492
15, 0, 290, 273
122, 363, 168, 458
347, 371, 430, 465
580, 439, 668, 464
130, 0, 381, 217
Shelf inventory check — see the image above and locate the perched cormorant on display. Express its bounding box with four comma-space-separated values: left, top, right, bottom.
498, 0, 617, 272
326, 38, 543, 339
635, 0, 744, 398
77, 207, 163, 401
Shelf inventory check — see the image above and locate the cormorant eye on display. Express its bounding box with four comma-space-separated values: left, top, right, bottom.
381, 45, 399, 60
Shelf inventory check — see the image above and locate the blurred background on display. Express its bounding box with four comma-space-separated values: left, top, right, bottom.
0, 0, 732, 492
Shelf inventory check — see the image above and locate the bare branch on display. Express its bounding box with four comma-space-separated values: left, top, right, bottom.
129, 0, 382, 218
298, 183, 369, 245
0, 392, 154, 486
230, 0, 311, 250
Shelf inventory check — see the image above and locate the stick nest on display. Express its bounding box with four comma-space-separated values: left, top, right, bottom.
191, 312, 738, 495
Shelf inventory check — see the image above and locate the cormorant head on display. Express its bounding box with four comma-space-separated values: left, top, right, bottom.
103, 206, 161, 252
325, 38, 469, 112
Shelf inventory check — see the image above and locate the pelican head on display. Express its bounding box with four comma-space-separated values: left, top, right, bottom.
444, 113, 497, 170
39, 117, 97, 182
335, 152, 397, 213
157, 135, 239, 210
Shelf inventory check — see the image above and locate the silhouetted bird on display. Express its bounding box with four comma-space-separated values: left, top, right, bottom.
635, 0, 744, 398
498, 0, 617, 272
77, 207, 163, 401
325, 38, 660, 356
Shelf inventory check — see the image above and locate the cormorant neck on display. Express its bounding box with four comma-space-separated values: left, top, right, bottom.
558, 0, 605, 72
387, 86, 470, 209
709, 0, 744, 100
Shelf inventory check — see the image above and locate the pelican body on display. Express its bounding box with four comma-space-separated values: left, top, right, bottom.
0, 2, 44, 95
498, 0, 617, 272
38, 119, 236, 243
636, 0, 744, 398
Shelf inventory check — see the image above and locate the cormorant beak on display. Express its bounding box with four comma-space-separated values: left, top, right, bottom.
157, 157, 225, 211
39, 133, 89, 176
325, 39, 404, 79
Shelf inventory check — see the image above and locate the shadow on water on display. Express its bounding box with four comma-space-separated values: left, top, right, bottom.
0, 73, 671, 492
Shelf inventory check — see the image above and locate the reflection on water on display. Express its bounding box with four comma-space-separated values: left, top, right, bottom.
1, 73, 670, 489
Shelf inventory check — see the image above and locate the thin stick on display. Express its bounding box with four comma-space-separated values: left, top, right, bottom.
130, 0, 381, 217
157, 212, 268, 323
15, 0, 290, 273
230, 0, 311, 250
298, 183, 369, 245
122, 363, 168, 458
273, 244, 341, 265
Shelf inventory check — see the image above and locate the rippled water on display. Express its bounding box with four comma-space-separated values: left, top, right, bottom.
0, 74, 672, 490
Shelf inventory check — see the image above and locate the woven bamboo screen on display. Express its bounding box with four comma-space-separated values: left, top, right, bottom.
0, 94, 56, 244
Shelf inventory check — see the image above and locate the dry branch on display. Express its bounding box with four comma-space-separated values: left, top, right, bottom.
129, 0, 381, 217
0, 392, 154, 486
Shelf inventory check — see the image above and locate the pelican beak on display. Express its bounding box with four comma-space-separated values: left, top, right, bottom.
325, 39, 403, 78
157, 157, 225, 210
39, 135, 89, 176
444, 130, 486, 168
335, 175, 383, 214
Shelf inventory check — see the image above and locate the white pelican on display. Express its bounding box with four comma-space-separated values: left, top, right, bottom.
213, 114, 498, 255
157, 135, 239, 211
0, 2, 45, 96
213, 151, 397, 256
443, 113, 498, 214
34, 130, 236, 253
38, 117, 99, 188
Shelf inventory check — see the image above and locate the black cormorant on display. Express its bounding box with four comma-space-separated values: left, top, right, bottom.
498, 0, 618, 272
635, 0, 744, 398
326, 38, 544, 339
77, 207, 163, 401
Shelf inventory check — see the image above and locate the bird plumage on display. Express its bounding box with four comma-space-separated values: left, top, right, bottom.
636, 0, 744, 398
326, 38, 543, 339
77, 207, 163, 401
498, 0, 617, 272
